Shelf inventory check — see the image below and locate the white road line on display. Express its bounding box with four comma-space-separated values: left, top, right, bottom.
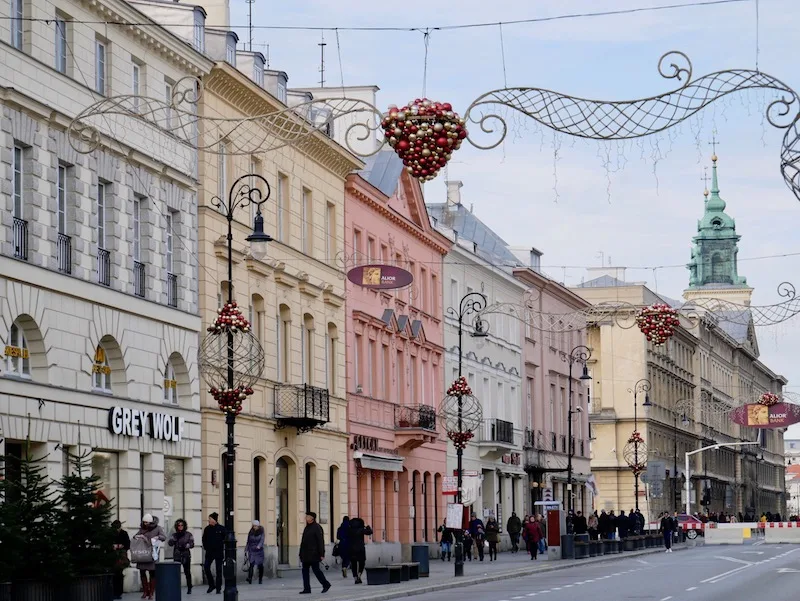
660, 597, 673, 601
512, 597, 523, 599
563, 584, 573, 588
585, 579, 595, 583
686, 587, 697, 591
715, 556, 753, 566
526, 594, 537, 597
702, 565, 752, 584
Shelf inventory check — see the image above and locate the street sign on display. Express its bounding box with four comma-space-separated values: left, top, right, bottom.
442, 476, 458, 495
649, 480, 664, 498
543, 487, 553, 502
646, 460, 666, 481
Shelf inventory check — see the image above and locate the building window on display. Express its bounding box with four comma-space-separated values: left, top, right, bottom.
277, 306, 290, 382
132, 61, 142, 111
382, 345, 390, 400
301, 314, 313, 385
353, 334, 361, 391
95, 39, 107, 95
325, 202, 335, 260
218, 142, 227, 202
11, 0, 22, 49
164, 360, 177, 404
57, 164, 67, 234
165, 211, 175, 274
97, 183, 107, 249
253, 61, 264, 86
353, 229, 362, 256
367, 339, 375, 397
302, 188, 312, 255
164, 458, 184, 528
226, 40, 236, 65
92, 344, 111, 392
450, 279, 458, 310
5, 322, 30, 377
12, 145, 23, 219
54, 17, 67, 73
91, 451, 119, 519
193, 10, 205, 53
132, 197, 142, 262
326, 323, 336, 393
277, 80, 287, 104
164, 79, 174, 128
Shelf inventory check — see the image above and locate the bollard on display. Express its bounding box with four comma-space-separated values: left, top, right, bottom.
560, 534, 574, 560
155, 561, 182, 601
411, 544, 430, 577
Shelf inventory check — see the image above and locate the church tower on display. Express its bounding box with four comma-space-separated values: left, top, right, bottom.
683, 153, 753, 306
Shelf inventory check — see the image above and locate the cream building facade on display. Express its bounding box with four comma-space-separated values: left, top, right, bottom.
0, 0, 212, 592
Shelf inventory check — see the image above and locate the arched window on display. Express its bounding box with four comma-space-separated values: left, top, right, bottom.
92, 344, 111, 392
164, 360, 178, 404
326, 323, 337, 394
277, 304, 291, 382
5, 322, 30, 377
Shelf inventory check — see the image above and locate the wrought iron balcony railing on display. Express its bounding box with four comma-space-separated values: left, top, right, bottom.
57, 233, 71, 274
97, 248, 111, 286
167, 272, 178, 307
13, 217, 28, 260
133, 261, 146, 297
523, 428, 535, 449
274, 383, 330, 433
394, 404, 437, 431
488, 418, 515, 445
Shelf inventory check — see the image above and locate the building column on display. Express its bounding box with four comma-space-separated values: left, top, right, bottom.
398, 470, 411, 544
372, 471, 385, 541
385, 474, 398, 542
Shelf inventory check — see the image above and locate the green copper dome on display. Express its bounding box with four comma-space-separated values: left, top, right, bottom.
687, 154, 746, 288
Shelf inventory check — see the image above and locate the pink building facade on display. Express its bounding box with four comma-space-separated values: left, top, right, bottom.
512, 264, 594, 514
344, 152, 451, 558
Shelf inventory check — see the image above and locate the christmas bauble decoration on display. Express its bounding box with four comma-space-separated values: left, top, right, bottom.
382, 99, 467, 182
447, 430, 475, 450
209, 385, 255, 415
208, 301, 251, 334
635, 303, 681, 345
446, 376, 472, 397
758, 392, 780, 407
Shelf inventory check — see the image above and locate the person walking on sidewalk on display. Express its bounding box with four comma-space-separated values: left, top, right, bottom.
348, 516, 373, 584
506, 512, 522, 553
536, 515, 547, 555
462, 530, 474, 561
168, 518, 194, 594
660, 512, 674, 553
438, 520, 453, 561
588, 512, 599, 541
336, 516, 351, 577
573, 511, 588, 536
469, 512, 486, 561
202, 512, 225, 594
523, 516, 543, 560
245, 520, 265, 584
299, 511, 331, 594
485, 517, 500, 561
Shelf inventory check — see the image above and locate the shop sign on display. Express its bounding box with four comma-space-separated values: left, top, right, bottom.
352, 434, 398, 456
107, 406, 185, 442
730, 402, 800, 428
347, 265, 414, 290
442, 476, 458, 495
501, 453, 521, 465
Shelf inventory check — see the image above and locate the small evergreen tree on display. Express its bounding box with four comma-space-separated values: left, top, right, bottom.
0, 440, 66, 584
57, 450, 117, 577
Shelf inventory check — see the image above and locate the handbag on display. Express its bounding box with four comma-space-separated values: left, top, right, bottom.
130, 536, 153, 563
241, 554, 250, 573
332, 543, 340, 557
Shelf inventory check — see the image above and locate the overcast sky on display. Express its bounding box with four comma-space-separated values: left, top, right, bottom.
229, 0, 800, 436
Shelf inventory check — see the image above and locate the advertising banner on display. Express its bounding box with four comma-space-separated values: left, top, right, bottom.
729, 402, 800, 428
347, 264, 414, 290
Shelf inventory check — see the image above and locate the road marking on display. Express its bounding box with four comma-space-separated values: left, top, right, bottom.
660, 597, 673, 601
777, 567, 800, 573
702, 565, 752, 584
753, 540, 765, 546
526, 593, 538, 597
637, 559, 650, 565
563, 584, 573, 588
742, 551, 764, 555
715, 556, 753, 566
512, 597, 523, 600
686, 587, 697, 591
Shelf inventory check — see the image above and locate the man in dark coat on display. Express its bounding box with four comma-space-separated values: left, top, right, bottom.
202, 512, 226, 594
506, 512, 523, 553
617, 510, 629, 539
573, 511, 588, 536
299, 511, 330, 594
348, 517, 373, 584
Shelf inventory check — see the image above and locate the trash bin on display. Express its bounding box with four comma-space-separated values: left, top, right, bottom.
155, 562, 181, 601
560, 534, 574, 560
411, 544, 430, 577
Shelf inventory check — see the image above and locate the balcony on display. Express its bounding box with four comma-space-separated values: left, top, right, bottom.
551, 432, 557, 451
523, 428, 535, 449
274, 383, 330, 433
167, 272, 178, 307
477, 418, 517, 458
97, 248, 111, 286
13, 217, 28, 260
394, 404, 437, 450
133, 261, 146, 298
57, 233, 71, 274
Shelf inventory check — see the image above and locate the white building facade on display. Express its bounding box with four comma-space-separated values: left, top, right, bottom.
0, 0, 212, 590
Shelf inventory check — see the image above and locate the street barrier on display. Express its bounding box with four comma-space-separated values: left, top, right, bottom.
764, 523, 800, 543
705, 528, 745, 545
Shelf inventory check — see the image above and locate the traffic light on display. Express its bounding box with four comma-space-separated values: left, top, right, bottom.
701, 488, 711, 506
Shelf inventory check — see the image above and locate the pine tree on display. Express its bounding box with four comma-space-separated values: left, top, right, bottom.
57, 449, 117, 576
0, 440, 66, 584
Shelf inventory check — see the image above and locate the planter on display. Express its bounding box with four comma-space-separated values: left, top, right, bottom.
574, 542, 589, 559
63, 574, 113, 601
614, 539, 623, 554
623, 537, 636, 552
10, 581, 58, 601
0, 583, 11, 601
637, 536, 646, 550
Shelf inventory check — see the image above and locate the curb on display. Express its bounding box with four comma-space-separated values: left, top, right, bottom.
316, 544, 690, 601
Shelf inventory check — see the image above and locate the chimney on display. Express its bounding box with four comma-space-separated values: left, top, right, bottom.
446, 180, 463, 207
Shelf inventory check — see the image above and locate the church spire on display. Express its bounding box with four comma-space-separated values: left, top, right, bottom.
706, 153, 726, 212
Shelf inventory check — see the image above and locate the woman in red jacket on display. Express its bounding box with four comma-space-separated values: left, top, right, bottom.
523, 516, 544, 560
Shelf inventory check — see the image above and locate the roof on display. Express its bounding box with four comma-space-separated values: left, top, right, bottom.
426, 202, 522, 267
715, 311, 752, 343
359, 150, 405, 198
576, 275, 629, 288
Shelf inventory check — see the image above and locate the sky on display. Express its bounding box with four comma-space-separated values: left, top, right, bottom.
227, 0, 800, 436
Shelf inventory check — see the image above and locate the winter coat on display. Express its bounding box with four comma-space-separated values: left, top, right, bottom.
438, 525, 454, 543
336, 518, 351, 562
506, 515, 523, 535
485, 520, 500, 544
168, 521, 195, 564
348, 517, 373, 560
523, 521, 543, 544
617, 513, 629, 538
587, 515, 599, 531
134, 521, 167, 571
113, 528, 131, 572
660, 516, 674, 533
573, 515, 588, 535
202, 523, 226, 558
246, 527, 265, 566
299, 521, 326, 564
468, 518, 485, 539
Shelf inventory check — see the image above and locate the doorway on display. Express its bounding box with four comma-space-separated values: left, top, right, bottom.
276, 458, 289, 564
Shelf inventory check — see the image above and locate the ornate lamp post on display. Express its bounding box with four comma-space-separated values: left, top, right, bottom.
625, 379, 652, 513
439, 291, 488, 578
559, 345, 592, 519
198, 174, 271, 601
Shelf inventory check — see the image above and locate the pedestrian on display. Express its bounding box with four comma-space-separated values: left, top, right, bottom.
111, 520, 131, 600
608, 510, 617, 539
133, 514, 166, 600
573, 511, 588, 536
168, 518, 194, 594
617, 510, 628, 540
536, 514, 547, 555
336, 516, 351, 577
485, 517, 500, 561
348, 516, 373, 584
660, 512, 674, 553
202, 512, 226, 594
468, 512, 486, 561
506, 512, 522, 553
523, 516, 543, 560
588, 512, 599, 540
437, 520, 453, 561
245, 520, 265, 584
635, 509, 645, 534
463, 530, 473, 561
299, 511, 331, 594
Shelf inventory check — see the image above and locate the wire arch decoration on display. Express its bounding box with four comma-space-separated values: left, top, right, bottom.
68, 51, 800, 200
683, 282, 800, 326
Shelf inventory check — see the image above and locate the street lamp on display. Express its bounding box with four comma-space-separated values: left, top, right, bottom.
444, 291, 488, 578
627, 379, 652, 512
559, 345, 592, 517
200, 173, 271, 601
673, 411, 690, 512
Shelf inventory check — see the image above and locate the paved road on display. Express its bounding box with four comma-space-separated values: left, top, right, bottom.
408, 543, 800, 601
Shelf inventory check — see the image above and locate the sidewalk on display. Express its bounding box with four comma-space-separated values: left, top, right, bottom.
123, 543, 688, 601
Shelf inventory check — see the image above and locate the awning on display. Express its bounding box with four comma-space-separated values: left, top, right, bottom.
354, 451, 404, 472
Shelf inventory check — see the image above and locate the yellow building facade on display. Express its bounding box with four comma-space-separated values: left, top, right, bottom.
197, 62, 362, 574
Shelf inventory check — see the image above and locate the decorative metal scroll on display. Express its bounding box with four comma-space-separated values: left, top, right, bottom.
684, 282, 800, 326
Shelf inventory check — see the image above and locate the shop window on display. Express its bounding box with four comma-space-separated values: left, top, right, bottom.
5, 322, 30, 377
91, 451, 118, 519
164, 360, 178, 404
164, 457, 185, 524
92, 344, 111, 392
